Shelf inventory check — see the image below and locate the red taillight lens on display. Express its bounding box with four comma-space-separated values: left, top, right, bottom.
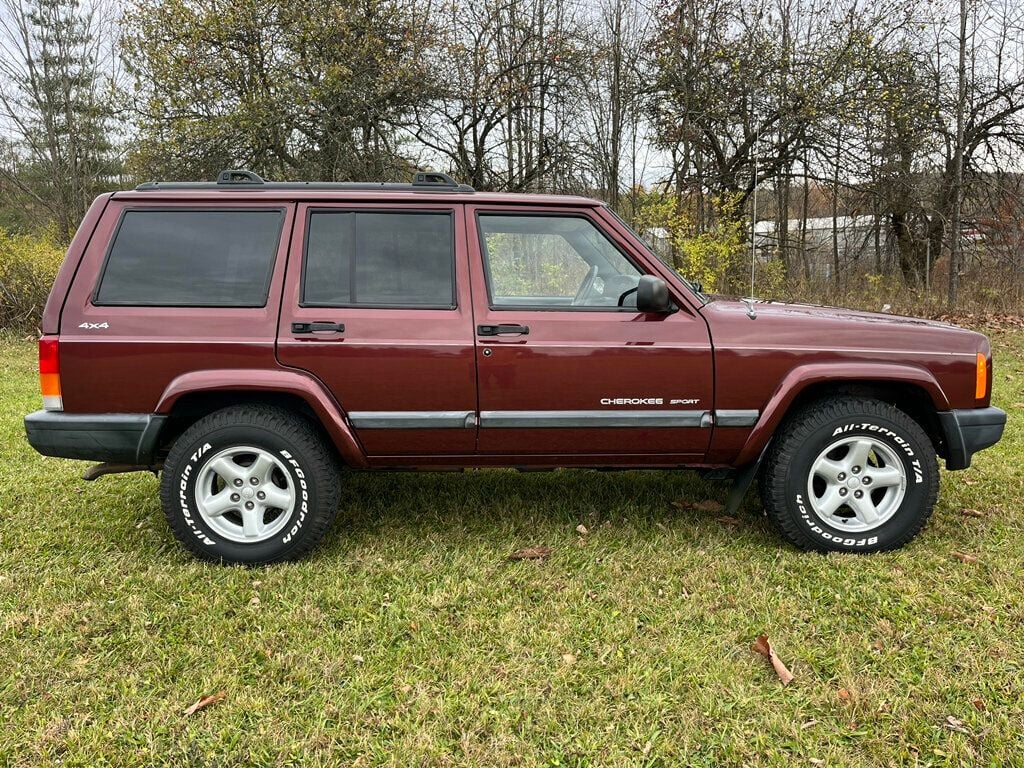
39, 337, 62, 410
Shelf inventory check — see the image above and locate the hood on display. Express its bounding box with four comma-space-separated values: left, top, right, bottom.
699, 296, 985, 356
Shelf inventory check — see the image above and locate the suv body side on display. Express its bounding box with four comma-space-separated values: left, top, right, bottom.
29, 188, 1004, 476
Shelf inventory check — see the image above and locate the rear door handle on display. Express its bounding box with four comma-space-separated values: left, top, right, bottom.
477, 324, 529, 336
291, 321, 345, 334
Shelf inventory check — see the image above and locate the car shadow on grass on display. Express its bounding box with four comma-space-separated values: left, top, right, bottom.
324, 468, 775, 552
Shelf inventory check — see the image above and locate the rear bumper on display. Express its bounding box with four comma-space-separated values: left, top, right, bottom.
937, 406, 1007, 470
24, 411, 166, 464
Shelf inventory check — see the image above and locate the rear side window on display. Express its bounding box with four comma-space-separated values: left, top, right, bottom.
302, 211, 455, 308
94, 209, 284, 306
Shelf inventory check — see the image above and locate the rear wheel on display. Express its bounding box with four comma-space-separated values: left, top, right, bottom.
760, 397, 938, 553
160, 405, 340, 564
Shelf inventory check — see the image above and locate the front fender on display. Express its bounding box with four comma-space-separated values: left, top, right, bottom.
155, 368, 369, 469
733, 361, 949, 465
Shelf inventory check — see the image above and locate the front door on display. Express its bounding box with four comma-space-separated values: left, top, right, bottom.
277, 203, 478, 457
467, 206, 714, 459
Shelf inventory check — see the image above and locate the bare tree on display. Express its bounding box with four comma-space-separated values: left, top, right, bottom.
0, 0, 121, 240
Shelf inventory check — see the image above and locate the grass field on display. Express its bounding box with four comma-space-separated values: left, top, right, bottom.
1, 330, 1022, 767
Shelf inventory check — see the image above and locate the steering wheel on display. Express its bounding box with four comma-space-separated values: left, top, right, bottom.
572, 265, 600, 306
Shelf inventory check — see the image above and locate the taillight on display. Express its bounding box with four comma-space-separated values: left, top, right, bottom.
976, 353, 988, 401
39, 337, 62, 411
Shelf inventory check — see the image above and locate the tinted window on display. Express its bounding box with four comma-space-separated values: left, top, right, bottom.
95, 210, 282, 306
478, 214, 643, 309
303, 211, 454, 308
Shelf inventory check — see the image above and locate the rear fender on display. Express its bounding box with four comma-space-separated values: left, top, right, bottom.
734, 362, 949, 465
155, 368, 369, 468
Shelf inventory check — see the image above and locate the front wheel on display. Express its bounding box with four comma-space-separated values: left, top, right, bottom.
159, 405, 340, 565
760, 397, 939, 553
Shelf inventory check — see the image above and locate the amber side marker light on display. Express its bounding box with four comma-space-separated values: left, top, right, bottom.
39, 337, 62, 411
976, 353, 988, 400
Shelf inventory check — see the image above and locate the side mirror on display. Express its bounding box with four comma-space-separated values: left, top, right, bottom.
636, 275, 673, 313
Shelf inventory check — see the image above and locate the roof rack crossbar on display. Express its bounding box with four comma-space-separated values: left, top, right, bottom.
135, 169, 475, 193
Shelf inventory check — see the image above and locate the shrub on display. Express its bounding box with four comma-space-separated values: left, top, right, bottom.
633, 191, 747, 293
0, 229, 64, 330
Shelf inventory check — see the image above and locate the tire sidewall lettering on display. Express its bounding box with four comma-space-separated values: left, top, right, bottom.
278, 449, 309, 544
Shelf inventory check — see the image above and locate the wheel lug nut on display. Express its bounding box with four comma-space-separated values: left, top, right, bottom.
854, 490, 863, 499
852, 466, 861, 474
838, 473, 846, 481
230, 493, 240, 502
245, 501, 254, 510
839, 488, 848, 496
233, 478, 243, 487
257, 491, 265, 500
250, 477, 260, 485
862, 477, 872, 485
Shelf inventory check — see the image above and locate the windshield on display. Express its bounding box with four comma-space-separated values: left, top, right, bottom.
603, 206, 709, 303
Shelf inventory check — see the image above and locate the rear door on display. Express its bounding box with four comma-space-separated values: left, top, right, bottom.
467, 206, 714, 459
276, 202, 478, 457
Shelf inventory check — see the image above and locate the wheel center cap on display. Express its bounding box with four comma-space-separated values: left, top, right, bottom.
242, 487, 255, 499
846, 476, 861, 489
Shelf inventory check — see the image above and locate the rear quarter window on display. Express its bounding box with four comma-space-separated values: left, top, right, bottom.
94, 209, 284, 306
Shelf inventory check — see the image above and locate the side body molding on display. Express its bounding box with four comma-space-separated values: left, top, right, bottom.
733, 361, 951, 466
154, 368, 369, 469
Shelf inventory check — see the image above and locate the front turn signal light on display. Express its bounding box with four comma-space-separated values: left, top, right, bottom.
976, 353, 988, 400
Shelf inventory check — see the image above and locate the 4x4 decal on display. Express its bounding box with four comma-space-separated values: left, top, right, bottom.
78, 322, 109, 330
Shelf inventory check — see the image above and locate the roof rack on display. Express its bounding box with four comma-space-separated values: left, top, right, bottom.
134, 169, 475, 193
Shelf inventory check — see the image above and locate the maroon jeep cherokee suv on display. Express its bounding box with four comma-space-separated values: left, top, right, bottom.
24, 170, 1006, 564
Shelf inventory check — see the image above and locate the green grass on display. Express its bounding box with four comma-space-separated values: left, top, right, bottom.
1, 331, 1022, 767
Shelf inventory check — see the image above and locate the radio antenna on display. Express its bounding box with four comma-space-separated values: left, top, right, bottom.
750, 123, 758, 299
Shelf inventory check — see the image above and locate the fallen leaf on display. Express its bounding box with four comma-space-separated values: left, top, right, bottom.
575, 524, 589, 535
800, 719, 818, 730
561, 653, 577, 666
952, 551, 980, 564
510, 546, 552, 561
750, 635, 794, 685
671, 500, 692, 510
715, 515, 741, 526
249, 595, 261, 607
183, 690, 225, 717
943, 715, 969, 734
694, 500, 725, 512
960, 508, 985, 518
252, 580, 263, 588
972, 698, 985, 711
352, 654, 364, 664
809, 759, 825, 767
838, 687, 851, 700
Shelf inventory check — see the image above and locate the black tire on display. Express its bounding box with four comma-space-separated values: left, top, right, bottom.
760, 397, 939, 553
159, 405, 340, 565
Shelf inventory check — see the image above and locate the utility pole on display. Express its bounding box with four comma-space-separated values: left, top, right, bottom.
948, 0, 968, 308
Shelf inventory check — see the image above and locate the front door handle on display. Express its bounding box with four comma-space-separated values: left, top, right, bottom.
292, 321, 345, 334
477, 324, 529, 336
